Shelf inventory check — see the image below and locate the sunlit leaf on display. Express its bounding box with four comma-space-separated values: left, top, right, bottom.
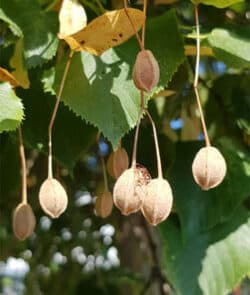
199, 218, 250, 295
0, 8, 22, 37
0, 82, 24, 132
58, 0, 87, 38
51, 10, 184, 148
64, 8, 144, 55
191, 0, 243, 8
208, 27, 250, 68
160, 209, 250, 295
0, 0, 59, 68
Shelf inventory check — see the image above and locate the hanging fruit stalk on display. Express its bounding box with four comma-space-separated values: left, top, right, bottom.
13, 127, 36, 240
114, 1, 173, 225
39, 50, 74, 218
141, 110, 173, 226
191, 5, 227, 190
113, 2, 153, 216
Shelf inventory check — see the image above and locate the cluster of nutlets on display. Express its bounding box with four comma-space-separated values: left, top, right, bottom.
111, 49, 173, 226
110, 48, 227, 226
12, 51, 227, 241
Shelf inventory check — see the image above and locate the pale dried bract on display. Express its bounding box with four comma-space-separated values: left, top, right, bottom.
133, 49, 160, 92
95, 190, 113, 218
113, 165, 151, 215
39, 178, 68, 218
192, 146, 227, 190
13, 203, 36, 241
107, 147, 129, 179
141, 178, 173, 226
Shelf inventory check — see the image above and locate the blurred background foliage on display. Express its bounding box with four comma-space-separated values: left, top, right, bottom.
0, 0, 250, 294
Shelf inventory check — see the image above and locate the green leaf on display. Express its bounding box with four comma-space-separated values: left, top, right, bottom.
0, 8, 22, 37
208, 27, 250, 68
191, 0, 243, 8
53, 10, 185, 148
0, 82, 24, 132
160, 209, 250, 295
199, 218, 250, 295
0, 0, 59, 68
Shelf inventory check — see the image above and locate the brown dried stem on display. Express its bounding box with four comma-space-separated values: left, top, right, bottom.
18, 127, 27, 204
194, 5, 210, 147
123, 0, 144, 50
142, 0, 147, 48
48, 50, 74, 178
145, 110, 163, 179
131, 110, 143, 168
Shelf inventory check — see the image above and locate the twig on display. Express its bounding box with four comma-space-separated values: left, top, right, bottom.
48, 50, 74, 178
193, 5, 210, 147
145, 110, 163, 179
131, 111, 143, 168
142, 0, 147, 48
18, 127, 27, 204
140, 217, 170, 295
123, 0, 144, 50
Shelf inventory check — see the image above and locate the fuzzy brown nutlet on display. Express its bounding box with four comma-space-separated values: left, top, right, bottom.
39, 178, 68, 218
132, 49, 160, 92
113, 165, 151, 215
141, 178, 173, 226
13, 203, 36, 241
192, 146, 227, 190
95, 190, 113, 218
107, 147, 129, 179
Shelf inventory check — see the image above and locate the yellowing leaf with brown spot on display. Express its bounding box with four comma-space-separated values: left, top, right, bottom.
0, 67, 18, 87
10, 39, 30, 89
58, 0, 87, 38
64, 8, 144, 55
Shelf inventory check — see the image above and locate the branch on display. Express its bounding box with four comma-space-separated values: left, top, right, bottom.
123, 0, 144, 50
140, 217, 171, 295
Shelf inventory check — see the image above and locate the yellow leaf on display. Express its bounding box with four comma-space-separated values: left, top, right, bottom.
10, 39, 30, 89
63, 8, 144, 55
152, 89, 176, 99
58, 0, 87, 38
155, 0, 179, 4
0, 67, 19, 87
184, 45, 214, 56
